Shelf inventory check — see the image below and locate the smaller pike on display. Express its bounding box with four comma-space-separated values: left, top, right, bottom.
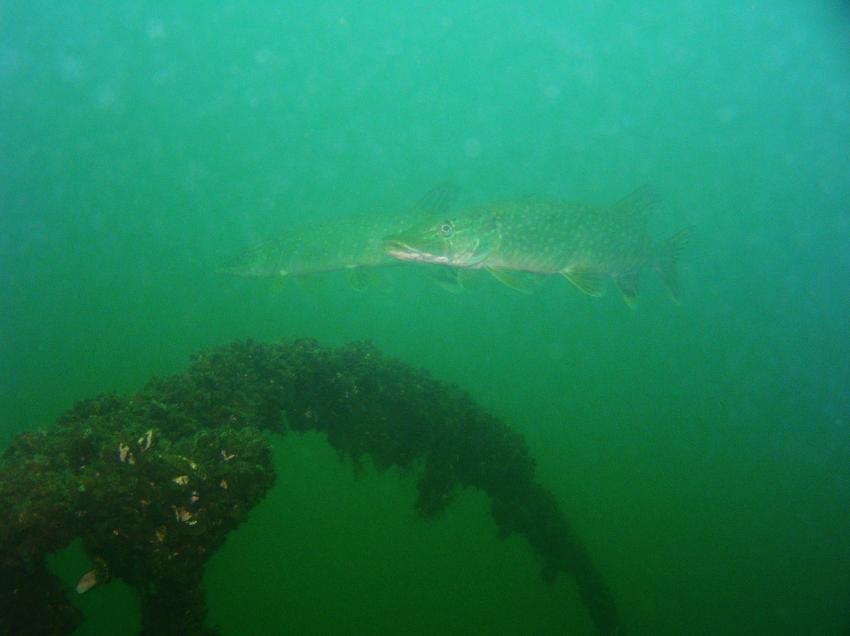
383, 186, 689, 304
219, 185, 458, 288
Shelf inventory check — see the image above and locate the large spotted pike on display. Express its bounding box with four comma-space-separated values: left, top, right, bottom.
383, 185, 689, 304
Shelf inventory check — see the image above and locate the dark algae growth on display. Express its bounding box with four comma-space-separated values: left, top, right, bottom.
1, 379, 275, 634
0, 340, 622, 635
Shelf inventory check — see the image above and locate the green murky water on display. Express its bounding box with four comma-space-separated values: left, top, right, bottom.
3, 2, 848, 634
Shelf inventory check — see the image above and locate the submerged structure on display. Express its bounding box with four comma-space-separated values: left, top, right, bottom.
0, 339, 624, 635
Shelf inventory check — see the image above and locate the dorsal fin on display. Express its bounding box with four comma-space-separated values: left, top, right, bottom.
611, 185, 657, 220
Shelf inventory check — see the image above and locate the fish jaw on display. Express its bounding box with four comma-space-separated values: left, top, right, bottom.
383, 219, 494, 268
382, 237, 458, 266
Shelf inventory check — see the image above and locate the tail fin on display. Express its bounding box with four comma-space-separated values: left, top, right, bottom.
653, 227, 691, 301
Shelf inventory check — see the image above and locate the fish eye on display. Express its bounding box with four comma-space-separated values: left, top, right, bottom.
438, 221, 454, 237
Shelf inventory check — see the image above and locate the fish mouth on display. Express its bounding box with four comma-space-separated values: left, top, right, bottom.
383, 238, 452, 265
383, 238, 424, 262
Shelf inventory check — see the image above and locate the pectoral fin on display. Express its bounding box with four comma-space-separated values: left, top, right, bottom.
486, 267, 535, 294
345, 267, 386, 291
560, 267, 606, 296
426, 266, 466, 294
457, 268, 482, 289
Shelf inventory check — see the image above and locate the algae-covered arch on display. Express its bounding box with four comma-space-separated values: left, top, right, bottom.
0, 339, 624, 635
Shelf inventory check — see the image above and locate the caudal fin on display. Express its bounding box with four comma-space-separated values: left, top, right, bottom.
653, 227, 691, 301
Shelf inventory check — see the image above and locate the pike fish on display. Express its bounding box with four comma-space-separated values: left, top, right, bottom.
383, 185, 689, 304
219, 185, 458, 288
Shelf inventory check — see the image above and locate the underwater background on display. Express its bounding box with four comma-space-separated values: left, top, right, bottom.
2, 1, 848, 634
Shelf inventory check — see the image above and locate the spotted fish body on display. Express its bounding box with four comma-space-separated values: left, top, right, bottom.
384, 186, 688, 303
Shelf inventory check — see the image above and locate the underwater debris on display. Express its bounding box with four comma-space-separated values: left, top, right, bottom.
0, 339, 624, 636
138, 429, 154, 452
118, 443, 135, 464
75, 569, 98, 594
173, 505, 197, 525
75, 558, 109, 596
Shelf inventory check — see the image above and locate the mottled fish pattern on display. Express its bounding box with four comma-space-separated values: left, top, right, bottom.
383, 186, 688, 304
